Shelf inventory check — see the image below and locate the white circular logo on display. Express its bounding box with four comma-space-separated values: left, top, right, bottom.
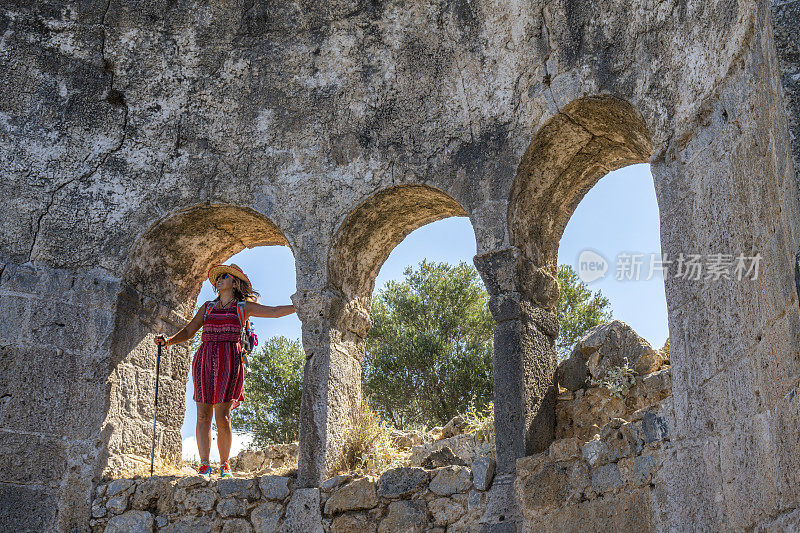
577, 250, 608, 283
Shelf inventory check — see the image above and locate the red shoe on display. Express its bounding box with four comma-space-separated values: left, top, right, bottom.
220, 461, 232, 478
197, 460, 210, 478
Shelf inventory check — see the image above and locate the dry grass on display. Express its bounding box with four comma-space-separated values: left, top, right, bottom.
111, 456, 194, 479
332, 399, 411, 477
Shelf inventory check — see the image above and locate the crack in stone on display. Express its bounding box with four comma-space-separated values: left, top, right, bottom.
27, 0, 130, 262
27, 94, 128, 263
539, 6, 559, 113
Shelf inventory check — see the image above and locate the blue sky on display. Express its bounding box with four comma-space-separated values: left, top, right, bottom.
181, 163, 668, 459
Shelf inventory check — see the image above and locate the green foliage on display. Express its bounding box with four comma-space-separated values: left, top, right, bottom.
363, 260, 495, 429
595, 357, 637, 399
555, 264, 613, 361
463, 397, 495, 458
230, 336, 305, 447
225, 261, 613, 454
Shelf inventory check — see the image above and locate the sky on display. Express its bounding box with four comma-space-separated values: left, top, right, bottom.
180, 162, 668, 461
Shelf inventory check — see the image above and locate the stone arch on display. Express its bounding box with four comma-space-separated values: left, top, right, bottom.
477, 95, 654, 488
102, 204, 292, 476
510, 95, 653, 267
296, 184, 474, 486
330, 184, 469, 302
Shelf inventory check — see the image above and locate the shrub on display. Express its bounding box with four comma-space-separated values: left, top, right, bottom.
463, 398, 495, 459
595, 358, 636, 399
334, 399, 409, 476
230, 336, 305, 447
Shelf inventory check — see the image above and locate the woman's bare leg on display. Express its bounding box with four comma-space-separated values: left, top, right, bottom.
196, 402, 213, 462
214, 401, 234, 463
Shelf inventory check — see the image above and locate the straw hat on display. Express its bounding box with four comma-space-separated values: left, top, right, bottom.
207, 263, 252, 290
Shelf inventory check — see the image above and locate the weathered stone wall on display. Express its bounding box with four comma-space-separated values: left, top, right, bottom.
2, 0, 799, 531
516, 402, 673, 532
89, 461, 494, 532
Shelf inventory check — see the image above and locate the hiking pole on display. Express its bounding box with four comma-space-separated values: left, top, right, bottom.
150, 340, 162, 477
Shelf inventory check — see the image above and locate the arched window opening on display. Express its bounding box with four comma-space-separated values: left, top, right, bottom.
105, 205, 296, 477
180, 245, 301, 466
555, 163, 671, 442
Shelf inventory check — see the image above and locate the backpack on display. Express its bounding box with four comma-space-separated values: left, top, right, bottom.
204, 299, 258, 374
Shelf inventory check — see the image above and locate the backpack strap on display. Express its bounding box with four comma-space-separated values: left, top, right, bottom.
203, 300, 217, 320
236, 300, 247, 329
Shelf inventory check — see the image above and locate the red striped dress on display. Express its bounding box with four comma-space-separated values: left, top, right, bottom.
192, 299, 245, 408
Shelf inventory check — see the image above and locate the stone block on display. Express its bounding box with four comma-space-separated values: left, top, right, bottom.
105, 510, 154, 533
107, 494, 129, 515
377, 467, 429, 498
467, 489, 485, 511
0, 345, 107, 439
525, 487, 655, 531
629, 454, 660, 486
429, 466, 472, 496
576, 320, 659, 382
590, 463, 624, 494
641, 409, 670, 444
282, 488, 322, 533
217, 477, 260, 500
546, 437, 581, 462
651, 438, 725, 529
217, 497, 247, 518
441, 415, 469, 438
471, 456, 496, 491
260, 475, 291, 500
556, 346, 588, 391
420, 445, 467, 468
107, 478, 136, 498
515, 463, 569, 512
24, 299, 113, 353
324, 476, 377, 514
718, 415, 778, 529
321, 474, 352, 492
91, 502, 107, 518
581, 437, 608, 467
378, 500, 428, 533
161, 516, 212, 533
180, 488, 216, 513
251, 501, 283, 533
330, 511, 379, 533
130, 476, 177, 514
429, 497, 466, 526
600, 421, 643, 460
0, 431, 67, 484
0, 484, 56, 533
221, 518, 253, 533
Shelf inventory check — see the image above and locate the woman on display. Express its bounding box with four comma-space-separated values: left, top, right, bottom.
155, 263, 295, 478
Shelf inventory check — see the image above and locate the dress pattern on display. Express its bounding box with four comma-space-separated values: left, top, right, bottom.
192, 299, 245, 408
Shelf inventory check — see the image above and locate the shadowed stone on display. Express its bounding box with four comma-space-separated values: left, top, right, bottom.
105, 510, 154, 533
377, 468, 429, 498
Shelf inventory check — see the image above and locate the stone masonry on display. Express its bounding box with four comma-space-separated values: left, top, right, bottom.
2, 0, 800, 531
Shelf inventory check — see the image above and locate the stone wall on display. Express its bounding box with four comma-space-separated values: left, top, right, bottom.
2, 0, 800, 530
516, 402, 672, 532
90, 461, 495, 532
87, 397, 672, 533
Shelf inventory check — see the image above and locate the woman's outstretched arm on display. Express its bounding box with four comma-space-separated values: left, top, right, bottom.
156, 303, 207, 346
245, 301, 295, 319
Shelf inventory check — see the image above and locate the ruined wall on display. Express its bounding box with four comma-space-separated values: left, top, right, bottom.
1, 0, 799, 531
90, 462, 494, 532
